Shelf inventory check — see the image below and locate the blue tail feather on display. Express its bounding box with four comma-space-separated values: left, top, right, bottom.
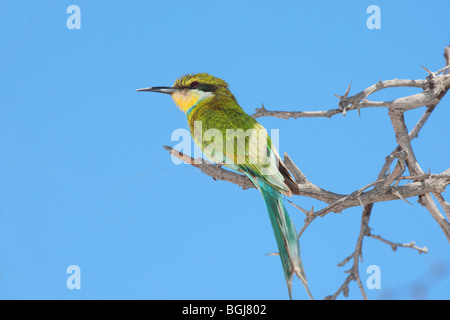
257, 180, 312, 299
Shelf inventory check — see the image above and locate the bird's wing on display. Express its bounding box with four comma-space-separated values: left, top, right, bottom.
222, 121, 291, 195
192, 106, 297, 196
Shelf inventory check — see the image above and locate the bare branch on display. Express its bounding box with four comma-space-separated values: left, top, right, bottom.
388, 110, 450, 242
251, 70, 450, 120
164, 144, 450, 217
368, 233, 428, 254
325, 206, 371, 300
284, 152, 309, 185
163, 48, 450, 299
163, 146, 254, 190
445, 46, 450, 74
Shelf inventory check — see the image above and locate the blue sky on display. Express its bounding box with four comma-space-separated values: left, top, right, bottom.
1, 1, 449, 299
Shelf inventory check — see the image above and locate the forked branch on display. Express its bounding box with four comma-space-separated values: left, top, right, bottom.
164, 46, 450, 299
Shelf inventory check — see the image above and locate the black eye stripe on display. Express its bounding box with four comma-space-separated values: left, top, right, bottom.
199, 83, 216, 92
183, 82, 217, 92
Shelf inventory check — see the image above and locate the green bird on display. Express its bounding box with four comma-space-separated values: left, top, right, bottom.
137, 73, 312, 299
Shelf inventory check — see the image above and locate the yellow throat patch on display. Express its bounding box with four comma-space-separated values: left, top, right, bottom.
172, 89, 213, 114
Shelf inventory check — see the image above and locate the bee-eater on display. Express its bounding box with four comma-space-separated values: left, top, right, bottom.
137, 73, 312, 299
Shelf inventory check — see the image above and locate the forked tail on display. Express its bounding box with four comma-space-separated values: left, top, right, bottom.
258, 181, 313, 300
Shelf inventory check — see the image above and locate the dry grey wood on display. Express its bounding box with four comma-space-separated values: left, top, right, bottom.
445, 46, 450, 74
251, 73, 450, 120
367, 234, 428, 253
164, 145, 449, 213
388, 109, 450, 241
324, 207, 370, 300
327, 97, 447, 300
326, 51, 450, 300
163, 145, 255, 190
163, 48, 450, 299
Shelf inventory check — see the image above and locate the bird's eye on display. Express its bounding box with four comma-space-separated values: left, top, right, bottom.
190, 81, 199, 88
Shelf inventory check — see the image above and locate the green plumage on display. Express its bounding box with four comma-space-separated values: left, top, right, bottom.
138, 73, 312, 299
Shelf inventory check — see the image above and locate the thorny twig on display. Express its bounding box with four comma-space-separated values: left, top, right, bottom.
164, 47, 450, 299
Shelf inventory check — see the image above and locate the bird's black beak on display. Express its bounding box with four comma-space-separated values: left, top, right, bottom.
136, 86, 177, 94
